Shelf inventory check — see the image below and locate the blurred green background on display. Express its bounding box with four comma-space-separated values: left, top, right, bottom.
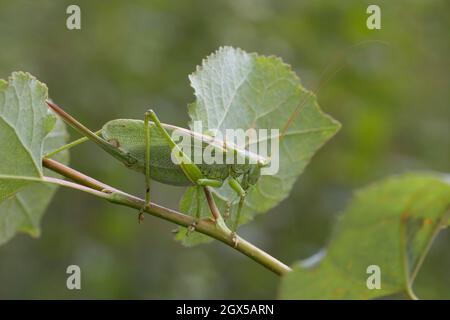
0, 0, 448, 299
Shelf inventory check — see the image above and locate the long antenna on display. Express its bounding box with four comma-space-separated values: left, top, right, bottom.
279, 40, 391, 140
46, 100, 134, 166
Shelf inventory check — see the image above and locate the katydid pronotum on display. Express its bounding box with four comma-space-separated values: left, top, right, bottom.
46, 100, 271, 244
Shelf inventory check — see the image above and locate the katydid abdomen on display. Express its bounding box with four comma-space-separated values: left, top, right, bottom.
101, 119, 246, 186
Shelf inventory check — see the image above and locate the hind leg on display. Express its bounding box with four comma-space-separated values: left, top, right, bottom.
227, 176, 248, 247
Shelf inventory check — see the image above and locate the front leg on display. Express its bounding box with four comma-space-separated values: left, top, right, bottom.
146, 109, 204, 183
138, 110, 153, 223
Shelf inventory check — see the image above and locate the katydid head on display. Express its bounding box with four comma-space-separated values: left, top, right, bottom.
248, 157, 270, 185
257, 157, 271, 169
238, 157, 269, 189
247, 165, 261, 186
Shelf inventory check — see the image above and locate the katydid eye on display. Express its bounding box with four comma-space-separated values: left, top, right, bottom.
108, 138, 120, 148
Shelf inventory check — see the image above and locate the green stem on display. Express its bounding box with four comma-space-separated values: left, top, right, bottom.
400, 215, 419, 300
42, 158, 292, 276
405, 285, 419, 300
409, 208, 450, 284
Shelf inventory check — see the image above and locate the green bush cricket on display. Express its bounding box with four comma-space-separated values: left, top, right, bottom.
44, 42, 360, 241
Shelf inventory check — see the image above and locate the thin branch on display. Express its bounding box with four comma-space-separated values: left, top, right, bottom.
43, 158, 292, 276
43, 158, 117, 192
42, 176, 114, 200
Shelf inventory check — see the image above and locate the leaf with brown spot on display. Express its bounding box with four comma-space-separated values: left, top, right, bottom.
280, 173, 450, 299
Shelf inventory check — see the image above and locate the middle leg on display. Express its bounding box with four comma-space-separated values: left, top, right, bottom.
139, 110, 153, 223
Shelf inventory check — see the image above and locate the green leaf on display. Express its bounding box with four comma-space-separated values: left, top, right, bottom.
280, 173, 450, 299
0, 72, 69, 245
177, 47, 340, 245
